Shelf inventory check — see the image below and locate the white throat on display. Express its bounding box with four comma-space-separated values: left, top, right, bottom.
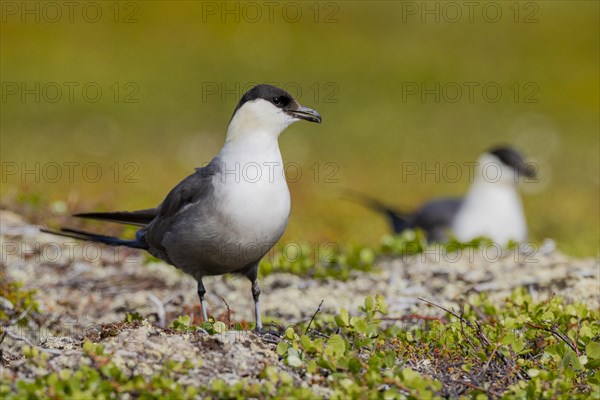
226, 99, 297, 142
211, 104, 292, 247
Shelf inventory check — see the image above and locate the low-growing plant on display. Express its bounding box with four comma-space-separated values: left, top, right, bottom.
271, 290, 599, 399
260, 231, 525, 282
0, 269, 40, 338
260, 241, 378, 281
3, 340, 200, 400
3, 290, 598, 399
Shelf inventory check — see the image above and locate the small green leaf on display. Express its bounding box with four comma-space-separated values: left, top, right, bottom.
300, 335, 313, 350
307, 360, 317, 374
350, 317, 368, 333
504, 317, 516, 329
276, 341, 288, 356
384, 350, 396, 368
580, 325, 594, 338
285, 327, 295, 340
376, 294, 389, 314
327, 334, 346, 357
587, 341, 600, 359
213, 321, 227, 333
364, 296, 375, 312
348, 357, 362, 373
340, 308, 350, 325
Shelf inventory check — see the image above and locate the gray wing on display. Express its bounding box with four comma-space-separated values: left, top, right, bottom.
141, 160, 220, 257
412, 197, 463, 242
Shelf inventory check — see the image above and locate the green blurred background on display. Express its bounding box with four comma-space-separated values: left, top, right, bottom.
1, 1, 598, 256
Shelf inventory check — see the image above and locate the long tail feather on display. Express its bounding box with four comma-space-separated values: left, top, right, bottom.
341, 189, 412, 234
74, 209, 156, 226
40, 227, 148, 249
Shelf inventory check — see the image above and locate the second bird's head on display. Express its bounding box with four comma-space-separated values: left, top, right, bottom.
227, 84, 322, 140
477, 146, 537, 185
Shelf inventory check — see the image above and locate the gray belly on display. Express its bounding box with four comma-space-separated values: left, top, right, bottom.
154, 201, 287, 278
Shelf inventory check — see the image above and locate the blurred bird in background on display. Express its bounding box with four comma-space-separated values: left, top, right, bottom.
346, 146, 536, 245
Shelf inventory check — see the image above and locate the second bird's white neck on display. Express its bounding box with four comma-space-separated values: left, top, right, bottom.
452, 175, 528, 245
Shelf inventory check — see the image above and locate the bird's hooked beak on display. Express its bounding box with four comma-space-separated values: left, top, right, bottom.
518, 162, 537, 179
286, 105, 322, 123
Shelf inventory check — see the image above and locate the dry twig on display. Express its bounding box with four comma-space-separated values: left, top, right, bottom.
305, 299, 324, 335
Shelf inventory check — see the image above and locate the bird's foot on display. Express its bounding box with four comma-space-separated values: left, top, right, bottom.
252, 324, 283, 343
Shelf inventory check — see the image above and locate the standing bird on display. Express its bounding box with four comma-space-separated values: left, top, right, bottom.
347, 146, 536, 244
42, 84, 322, 330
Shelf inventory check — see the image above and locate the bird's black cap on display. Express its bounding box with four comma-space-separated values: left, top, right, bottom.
232, 84, 321, 123
235, 84, 293, 110
488, 146, 536, 178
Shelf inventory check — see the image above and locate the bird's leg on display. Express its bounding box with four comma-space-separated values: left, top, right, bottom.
197, 279, 208, 323
244, 263, 263, 331
251, 278, 262, 332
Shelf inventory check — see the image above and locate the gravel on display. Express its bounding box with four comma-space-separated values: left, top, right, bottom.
1, 209, 598, 388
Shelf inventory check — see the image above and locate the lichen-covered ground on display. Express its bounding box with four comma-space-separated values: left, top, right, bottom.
1, 210, 599, 398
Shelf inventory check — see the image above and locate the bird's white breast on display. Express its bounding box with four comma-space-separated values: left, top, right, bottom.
212, 132, 291, 246
452, 181, 527, 245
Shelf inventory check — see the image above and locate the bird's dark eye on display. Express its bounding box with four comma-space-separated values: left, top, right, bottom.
271, 95, 290, 107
